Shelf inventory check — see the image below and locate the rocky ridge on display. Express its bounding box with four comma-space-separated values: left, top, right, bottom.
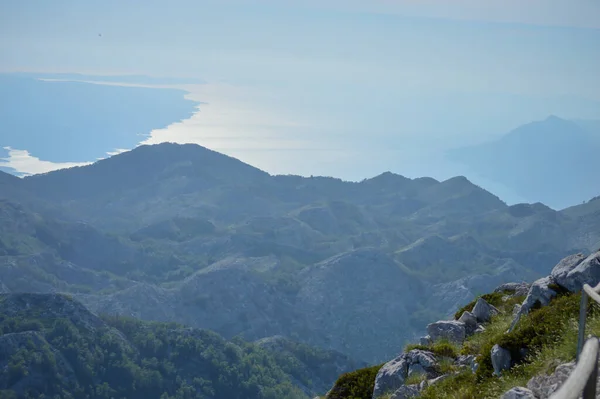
322, 249, 600, 399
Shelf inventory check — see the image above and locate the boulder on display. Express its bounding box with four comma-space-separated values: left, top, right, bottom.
509, 276, 559, 332
408, 363, 426, 377
419, 335, 431, 346
551, 251, 600, 293
428, 374, 451, 386
390, 384, 420, 399
495, 282, 531, 297
373, 349, 438, 398
427, 320, 466, 343
501, 387, 536, 399
550, 253, 587, 291
456, 354, 476, 372
491, 344, 511, 375
527, 362, 575, 398
458, 311, 478, 335
512, 303, 522, 317
373, 356, 409, 398
409, 349, 436, 369
520, 276, 558, 315
471, 297, 499, 323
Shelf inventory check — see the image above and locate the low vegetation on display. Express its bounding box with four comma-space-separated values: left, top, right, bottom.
419, 290, 599, 398
405, 339, 460, 359
321, 287, 598, 399
324, 364, 384, 399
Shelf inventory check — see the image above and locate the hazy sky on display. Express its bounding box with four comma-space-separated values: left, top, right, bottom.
1, 0, 599, 202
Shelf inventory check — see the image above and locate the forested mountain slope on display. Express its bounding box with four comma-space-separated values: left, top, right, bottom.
0, 143, 598, 363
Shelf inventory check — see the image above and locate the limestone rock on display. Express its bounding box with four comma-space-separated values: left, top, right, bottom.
491, 344, 511, 375
520, 276, 558, 315
513, 303, 522, 317
390, 384, 420, 399
408, 363, 426, 377
373, 356, 409, 398
456, 354, 477, 373
527, 362, 575, 398
373, 349, 438, 398
471, 297, 499, 323
550, 253, 587, 291
410, 350, 436, 369
427, 320, 466, 343
552, 251, 600, 293
501, 387, 536, 399
428, 374, 451, 386
495, 282, 531, 297
458, 311, 478, 335
419, 335, 431, 346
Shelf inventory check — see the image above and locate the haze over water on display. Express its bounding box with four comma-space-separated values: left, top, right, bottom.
1, 0, 599, 206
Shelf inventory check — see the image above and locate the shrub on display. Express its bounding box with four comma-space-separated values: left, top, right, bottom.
404, 339, 458, 359
453, 292, 505, 320
475, 292, 586, 380
326, 364, 384, 399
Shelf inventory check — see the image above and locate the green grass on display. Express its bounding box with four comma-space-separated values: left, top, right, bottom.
404, 372, 427, 386
453, 291, 517, 320
419, 291, 600, 398
405, 339, 460, 359
325, 364, 384, 399
325, 288, 595, 399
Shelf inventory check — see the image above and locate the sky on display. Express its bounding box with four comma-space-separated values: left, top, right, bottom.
1, 0, 599, 204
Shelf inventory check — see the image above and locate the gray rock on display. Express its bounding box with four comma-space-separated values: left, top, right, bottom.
456, 354, 476, 372
549, 253, 587, 291
427, 320, 466, 343
373, 349, 439, 398
408, 363, 426, 377
409, 349, 436, 369
509, 275, 560, 332
458, 311, 478, 335
552, 251, 600, 293
419, 335, 431, 346
428, 374, 451, 386
475, 324, 486, 334
520, 276, 558, 315
513, 303, 522, 317
527, 362, 575, 398
472, 297, 499, 323
491, 344, 511, 375
495, 282, 531, 297
390, 384, 420, 399
501, 387, 536, 399
373, 355, 409, 398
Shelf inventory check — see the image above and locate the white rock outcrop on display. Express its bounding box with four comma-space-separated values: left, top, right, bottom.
491, 344, 511, 376
426, 320, 466, 344
501, 387, 536, 399
372, 349, 438, 398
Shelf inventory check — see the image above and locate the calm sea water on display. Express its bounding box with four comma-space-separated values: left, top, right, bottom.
0, 73, 199, 173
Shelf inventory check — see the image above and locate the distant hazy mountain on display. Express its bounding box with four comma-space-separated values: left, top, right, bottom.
1, 143, 598, 365
447, 115, 600, 209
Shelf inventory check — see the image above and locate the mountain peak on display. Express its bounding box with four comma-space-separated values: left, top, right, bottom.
22, 143, 268, 201
544, 114, 565, 123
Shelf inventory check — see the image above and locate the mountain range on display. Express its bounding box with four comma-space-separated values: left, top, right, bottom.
1, 142, 599, 369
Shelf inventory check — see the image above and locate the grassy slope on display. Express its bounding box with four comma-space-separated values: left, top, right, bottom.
322, 288, 600, 399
